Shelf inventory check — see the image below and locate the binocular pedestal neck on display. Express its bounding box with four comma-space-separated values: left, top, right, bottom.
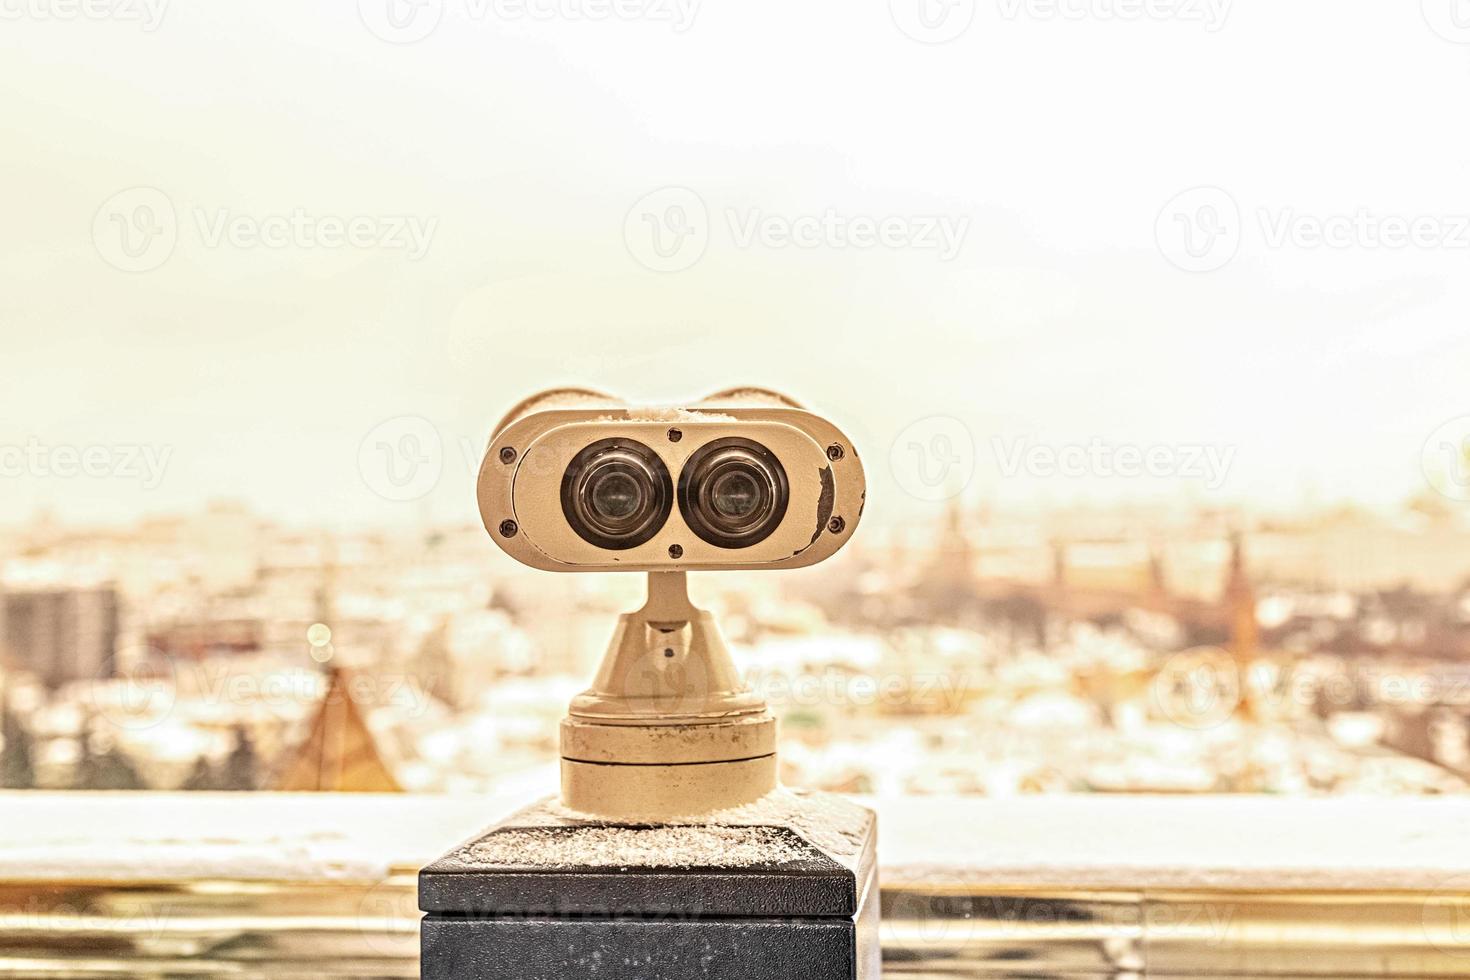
559, 571, 778, 820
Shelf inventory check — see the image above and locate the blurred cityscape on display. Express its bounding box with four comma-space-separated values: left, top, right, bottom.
4, 492, 1470, 799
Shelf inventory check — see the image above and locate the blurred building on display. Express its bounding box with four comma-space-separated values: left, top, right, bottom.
0, 585, 119, 690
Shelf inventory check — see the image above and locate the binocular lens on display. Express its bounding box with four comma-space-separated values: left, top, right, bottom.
709, 470, 760, 521
561, 440, 672, 550
589, 471, 641, 522
679, 438, 788, 549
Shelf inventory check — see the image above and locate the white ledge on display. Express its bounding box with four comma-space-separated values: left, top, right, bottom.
877, 795, 1470, 893
1, 792, 1467, 894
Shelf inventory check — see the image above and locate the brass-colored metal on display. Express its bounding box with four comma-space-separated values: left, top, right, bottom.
561, 756, 778, 820
558, 571, 777, 818
878, 884, 1470, 978
477, 391, 865, 573
3, 874, 1465, 976
478, 389, 863, 819
561, 714, 776, 764
568, 571, 765, 724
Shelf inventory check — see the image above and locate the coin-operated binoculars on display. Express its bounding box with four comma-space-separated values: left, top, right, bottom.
419, 388, 879, 980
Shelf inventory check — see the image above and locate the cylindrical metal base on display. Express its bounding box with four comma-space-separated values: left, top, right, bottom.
560, 713, 777, 819
561, 754, 777, 820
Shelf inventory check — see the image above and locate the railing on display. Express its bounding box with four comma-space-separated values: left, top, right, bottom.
2, 792, 1468, 977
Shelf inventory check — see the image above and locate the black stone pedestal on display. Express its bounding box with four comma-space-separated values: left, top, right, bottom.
419, 790, 879, 980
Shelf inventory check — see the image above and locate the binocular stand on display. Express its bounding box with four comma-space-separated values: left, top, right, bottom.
419, 573, 879, 980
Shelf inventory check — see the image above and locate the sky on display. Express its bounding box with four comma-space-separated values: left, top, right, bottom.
3, 0, 1469, 530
